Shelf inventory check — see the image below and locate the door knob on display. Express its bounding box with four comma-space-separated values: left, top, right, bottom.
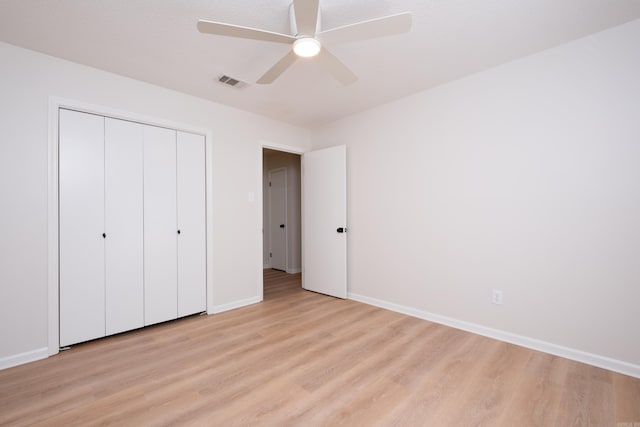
336, 227, 346, 233
280, 224, 285, 228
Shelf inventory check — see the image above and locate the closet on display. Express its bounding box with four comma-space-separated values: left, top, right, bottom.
59, 108, 206, 347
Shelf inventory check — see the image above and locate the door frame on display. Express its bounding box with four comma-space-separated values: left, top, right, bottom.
258, 142, 305, 301
48, 97, 213, 356
267, 167, 288, 272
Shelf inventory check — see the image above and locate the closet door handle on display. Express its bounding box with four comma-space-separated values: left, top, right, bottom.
102, 233, 106, 238
177, 229, 181, 235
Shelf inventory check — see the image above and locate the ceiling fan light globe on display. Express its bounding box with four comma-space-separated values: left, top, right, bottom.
293, 37, 321, 57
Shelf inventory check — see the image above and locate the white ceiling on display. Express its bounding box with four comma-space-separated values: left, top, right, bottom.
1, 1, 639, 128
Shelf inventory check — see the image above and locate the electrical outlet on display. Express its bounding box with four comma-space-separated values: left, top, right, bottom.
492, 289, 503, 305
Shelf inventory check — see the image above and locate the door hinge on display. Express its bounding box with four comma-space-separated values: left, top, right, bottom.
270, 252, 272, 257
269, 181, 271, 187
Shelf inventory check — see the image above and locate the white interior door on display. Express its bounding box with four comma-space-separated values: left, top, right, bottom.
303, 145, 347, 298
269, 168, 287, 271
104, 118, 144, 335
176, 131, 206, 317
144, 125, 178, 326
59, 109, 106, 346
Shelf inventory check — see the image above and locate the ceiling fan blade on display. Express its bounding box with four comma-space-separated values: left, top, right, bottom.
318, 12, 412, 45
293, 0, 320, 36
257, 51, 299, 84
197, 20, 295, 44
317, 49, 357, 85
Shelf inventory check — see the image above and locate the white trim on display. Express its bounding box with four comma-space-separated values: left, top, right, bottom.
261, 141, 306, 155
286, 268, 302, 274
48, 96, 214, 355
0, 348, 49, 370
257, 145, 265, 301
349, 292, 640, 379
204, 119, 215, 317
50, 97, 212, 135
210, 296, 262, 314
300, 154, 305, 290
47, 97, 61, 357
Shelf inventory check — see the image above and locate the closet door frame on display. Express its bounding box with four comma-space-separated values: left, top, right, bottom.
48, 97, 213, 355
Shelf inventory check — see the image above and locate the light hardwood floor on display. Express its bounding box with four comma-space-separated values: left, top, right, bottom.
1, 269, 639, 426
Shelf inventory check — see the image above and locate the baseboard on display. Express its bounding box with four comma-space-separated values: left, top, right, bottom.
348, 293, 640, 379
210, 296, 262, 314
0, 347, 49, 371
263, 264, 271, 269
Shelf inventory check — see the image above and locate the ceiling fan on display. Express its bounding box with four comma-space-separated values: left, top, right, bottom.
197, 0, 412, 85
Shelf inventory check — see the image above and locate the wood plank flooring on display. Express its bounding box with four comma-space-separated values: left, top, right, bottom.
1, 269, 639, 426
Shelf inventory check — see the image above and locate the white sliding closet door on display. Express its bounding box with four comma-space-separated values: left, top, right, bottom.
105, 118, 144, 335
177, 132, 206, 316
143, 125, 178, 326
59, 109, 106, 346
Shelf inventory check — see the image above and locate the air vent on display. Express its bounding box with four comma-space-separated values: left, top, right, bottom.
217, 75, 248, 89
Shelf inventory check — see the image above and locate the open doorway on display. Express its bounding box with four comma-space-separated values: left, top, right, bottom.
263, 148, 302, 298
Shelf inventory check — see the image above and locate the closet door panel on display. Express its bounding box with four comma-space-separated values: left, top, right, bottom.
105, 118, 144, 335
177, 132, 206, 316
59, 109, 105, 346
143, 125, 178, 326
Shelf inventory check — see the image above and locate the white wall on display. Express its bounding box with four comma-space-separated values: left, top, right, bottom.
0, 42, 310, 365
311, 20, 640, 373
262, 150, 302, 273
